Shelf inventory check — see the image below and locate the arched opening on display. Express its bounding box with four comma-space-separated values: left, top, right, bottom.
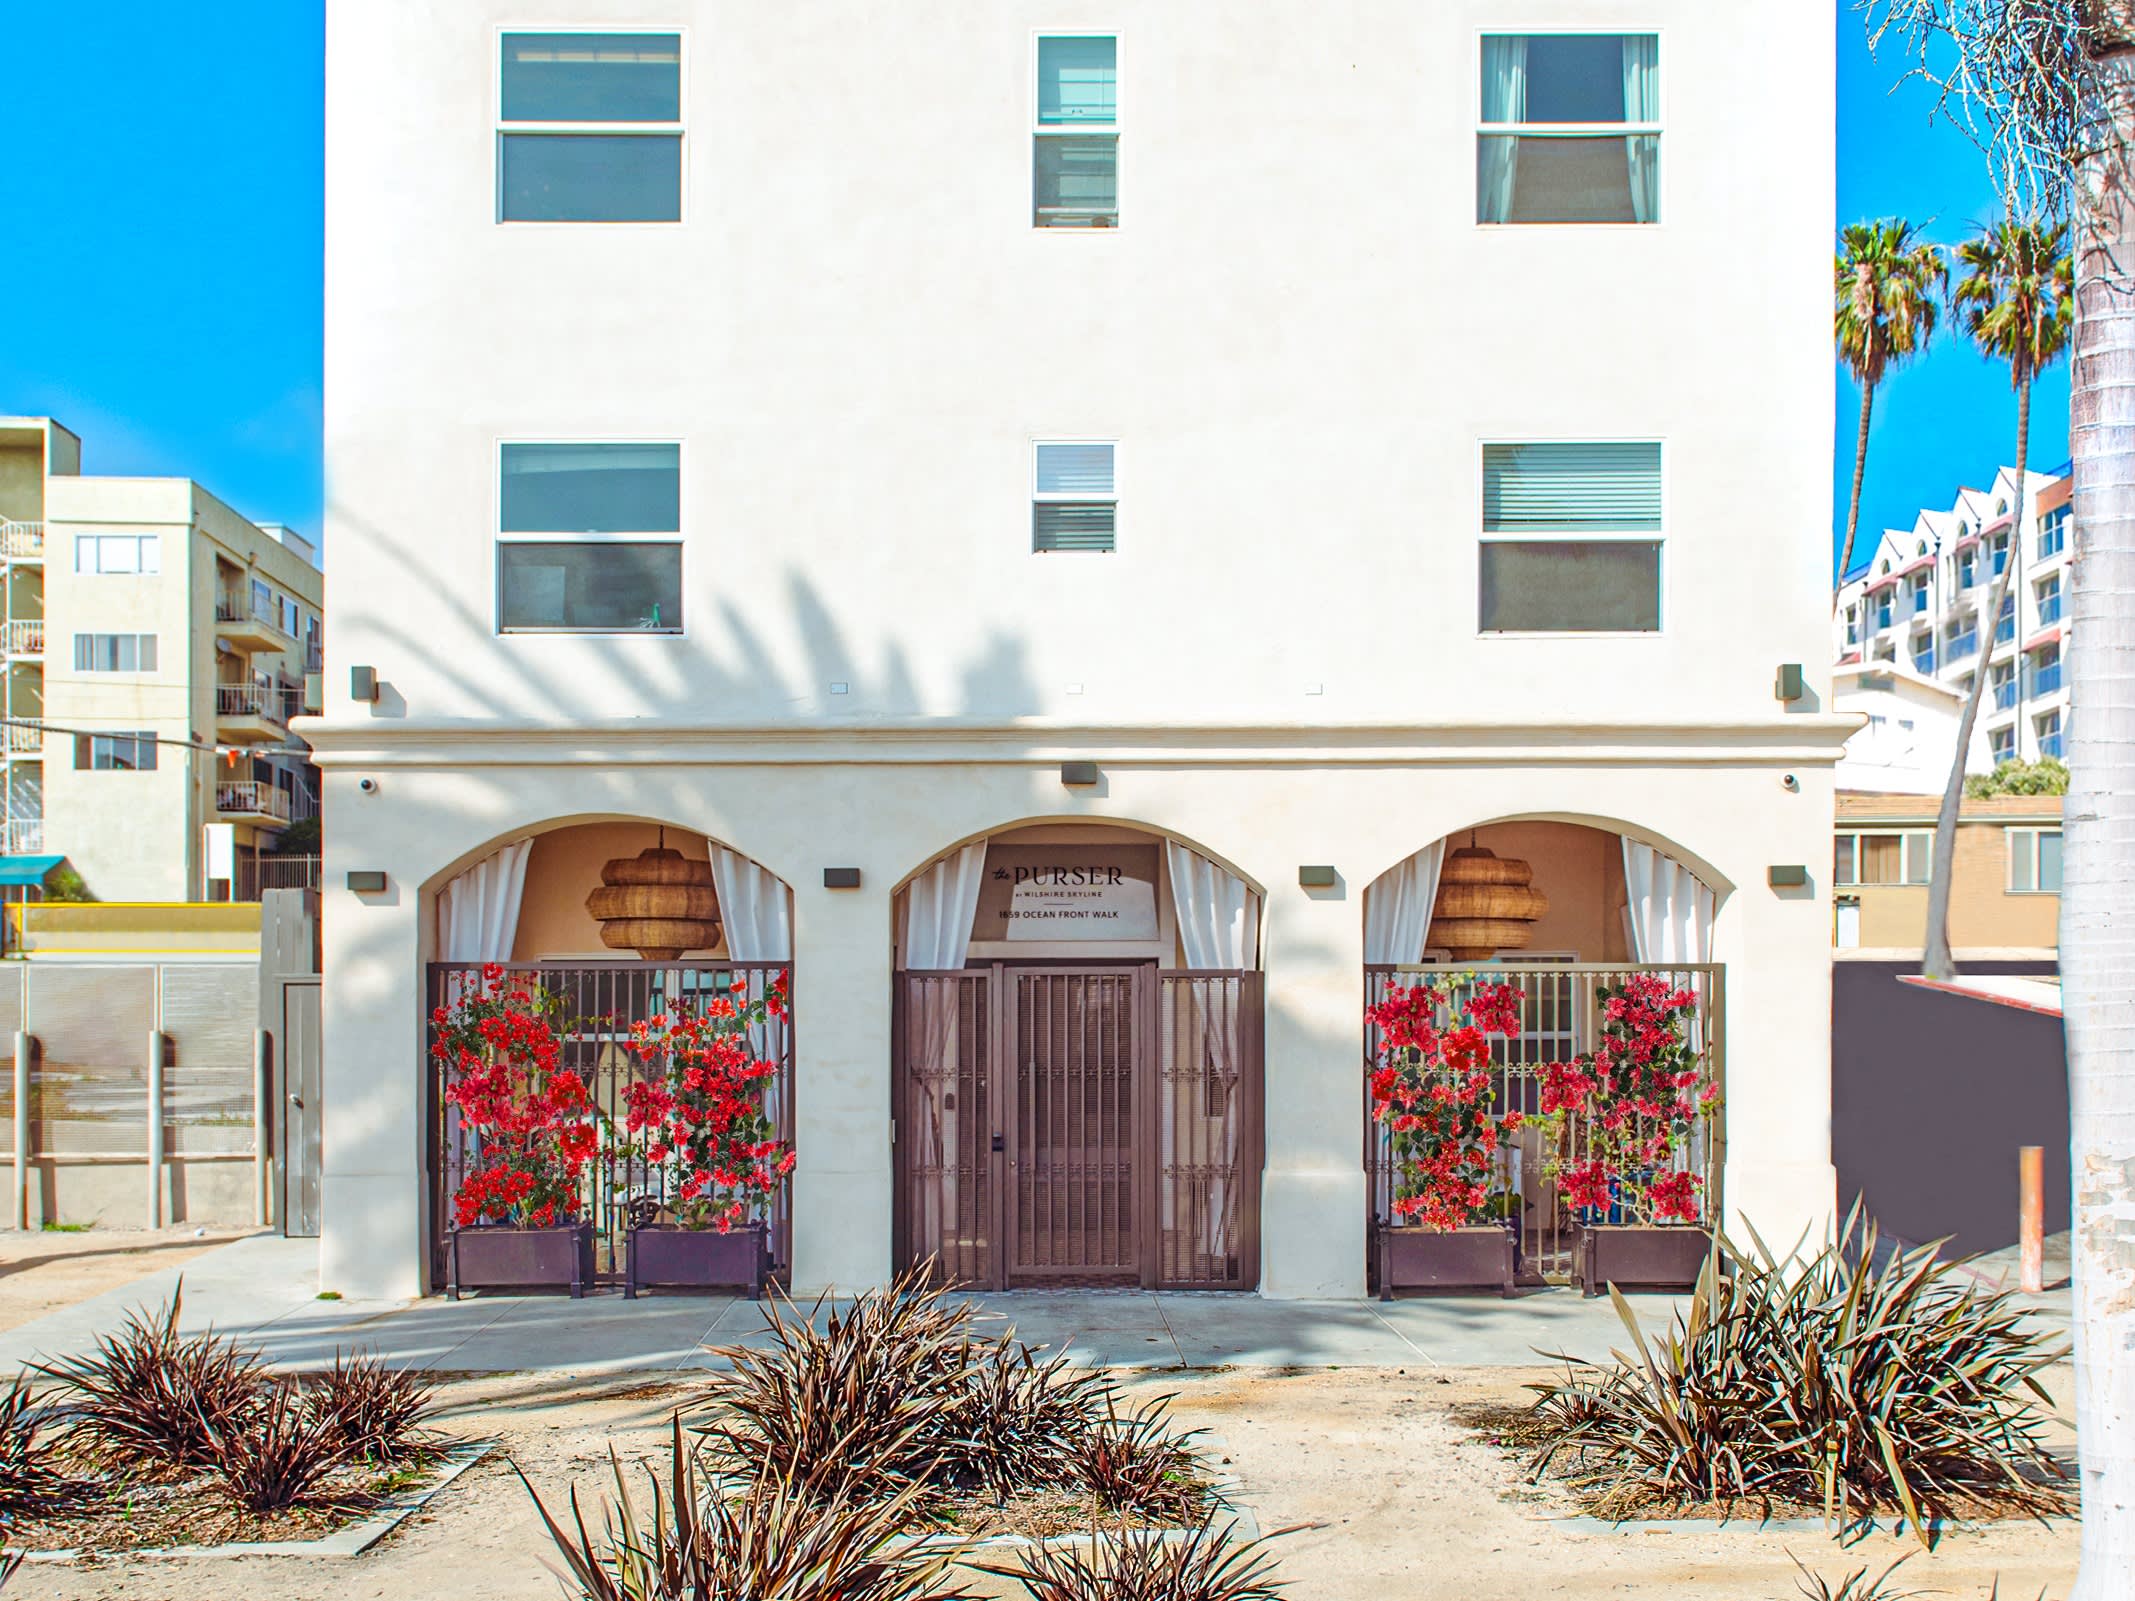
1361, 817, 1725, 1290
423, 818, 795, 1294
891, 820, 1263, 1291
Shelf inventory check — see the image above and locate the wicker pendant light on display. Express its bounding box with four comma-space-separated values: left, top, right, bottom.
1428, 832, 1549, 962
586, 830, 721, 961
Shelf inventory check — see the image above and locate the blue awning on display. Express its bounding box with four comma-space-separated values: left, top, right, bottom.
0, 854, 65, 887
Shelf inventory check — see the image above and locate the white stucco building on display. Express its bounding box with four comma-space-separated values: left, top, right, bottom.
1835, 465, 2072, 769
1830, 663, 1992, 796
312, 2, 1846, 1301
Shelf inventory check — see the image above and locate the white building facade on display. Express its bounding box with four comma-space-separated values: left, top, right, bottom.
1835, 466, 2072, 769
314, 2, 1845, 1301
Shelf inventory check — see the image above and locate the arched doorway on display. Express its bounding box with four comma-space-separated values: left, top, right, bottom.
424, 819, 795, 1290
1361, 818, 1727, 1287
891, 821, 1264, 1290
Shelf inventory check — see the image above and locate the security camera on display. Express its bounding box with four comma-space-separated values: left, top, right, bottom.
1781, 773, 1800, 793
357, 776, 379, 795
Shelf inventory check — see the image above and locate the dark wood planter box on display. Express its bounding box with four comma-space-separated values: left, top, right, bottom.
1580, 1225, 1715, 1297
1377, 1224, 1515, 1299
448, 1224, 594, 1299
627, 1223, 769, 1300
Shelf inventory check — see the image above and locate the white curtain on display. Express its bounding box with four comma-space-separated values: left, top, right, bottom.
1163, 842, 1259, 1265
437, 840, 532, 963
1620, 839, 1714, 964
902, 842, 989, 1259
1363, 842, 1445, 966
1622, 36, 1660, 223
709, 845, 791, 961
1479, 36, 1528, 223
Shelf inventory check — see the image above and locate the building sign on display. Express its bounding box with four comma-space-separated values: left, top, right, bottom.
976, 844, 1160, 942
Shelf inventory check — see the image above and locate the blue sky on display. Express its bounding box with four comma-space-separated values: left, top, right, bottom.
0, 4, 2072, 571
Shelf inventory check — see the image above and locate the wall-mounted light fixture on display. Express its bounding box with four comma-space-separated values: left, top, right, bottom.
1060, 761, 1099, 787
351, 665, 380, 703
1774, 663, 1806, 703
1298, 865, 1338, 889
1768, 864, 1809, 889
823, 868, 862, 890
346, 870, 388, 893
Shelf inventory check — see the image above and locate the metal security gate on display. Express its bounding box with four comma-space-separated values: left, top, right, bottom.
894, 965, 1261, 1290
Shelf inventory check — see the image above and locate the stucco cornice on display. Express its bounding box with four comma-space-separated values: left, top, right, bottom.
295, 714, 1860, 769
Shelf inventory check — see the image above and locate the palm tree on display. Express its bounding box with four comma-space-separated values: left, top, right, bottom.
1922, 219, 2073, 980
1834, 220, 1948, 584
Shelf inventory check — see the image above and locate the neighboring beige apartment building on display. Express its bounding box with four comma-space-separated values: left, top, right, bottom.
1834, 791, 2061, 958
0, 415, 322, 903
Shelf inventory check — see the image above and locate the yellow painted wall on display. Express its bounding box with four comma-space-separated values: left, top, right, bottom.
1852, 821, 2058, 950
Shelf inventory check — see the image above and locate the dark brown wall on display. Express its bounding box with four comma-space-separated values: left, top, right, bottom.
1832, 960, 2067, 1259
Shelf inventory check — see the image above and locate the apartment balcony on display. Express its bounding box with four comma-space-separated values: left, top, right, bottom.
3, 722, 41, 756
2030, 662, 2066, 698
2, 620, 44, 659
215, 779, 294, 823
1943, 629, 1979, 663
215, 682, 298, 740
2041, 731, 2066, 760
2038, 594, 2065, 626
1, 819, 44, 854
1992, 679, 2019, 712
0, 522, 43, 562
214, 595, 295, 654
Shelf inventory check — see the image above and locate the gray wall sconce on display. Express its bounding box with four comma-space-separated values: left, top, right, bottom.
1768, 864, 1809, 889
1298, 865, 1338, 889
347, 870, 388, 893
1774, 663, 1805, 703
1060, 760, 1100, 787
823, 868, 862, 889
351, 665, 380, 703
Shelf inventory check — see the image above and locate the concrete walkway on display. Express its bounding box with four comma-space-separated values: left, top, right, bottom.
0, 1233, 1707, 1376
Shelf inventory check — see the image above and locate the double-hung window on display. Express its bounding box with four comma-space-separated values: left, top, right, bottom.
2009, 828, 2063, 894
1834, 830, 1931, 887
1478, 33, 1660, 224
2036, 708, 2065, 760
73, 534, 159, 574
1479, 442, 1662, 633
2036, 572, 2063, 625
2037, 504, 2069, 560
1032, 442, 1117, 552
498, 32, 683, 223
72, 633, 157, 672
1034, 35, 1118, 228
73, 731, 157, 771
497, 443, 683, 632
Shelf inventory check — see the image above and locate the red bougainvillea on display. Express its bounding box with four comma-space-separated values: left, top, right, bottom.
618, 973, 793, 1233
1540, 973, 1716, 1225
432, 967, 596, 1230
1367, 978, 1526, 1232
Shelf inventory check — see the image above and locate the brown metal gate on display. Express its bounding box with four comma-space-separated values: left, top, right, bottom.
894, 965, 1261, 1290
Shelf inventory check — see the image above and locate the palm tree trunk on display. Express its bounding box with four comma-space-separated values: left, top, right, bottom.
2067, 31, 2135, 1600
1923, 382, 2029, 980
1840, 380, 1876, 582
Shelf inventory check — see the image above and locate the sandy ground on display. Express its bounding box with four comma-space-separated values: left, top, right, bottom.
9, 1365, 2080, 1601
0, 1227, 251, 1334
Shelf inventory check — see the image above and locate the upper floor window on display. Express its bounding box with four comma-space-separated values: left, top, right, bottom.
497, 443, 683, 632
1834, 830, 1932, 887
1478, 441, 1662, 633
1034, 36, 1118, 228
1990, 724, 2016, 763
2037, 571, 2064, 624
1032, 442, 1117, 552
72, 632, 157, 672
74, 731, 157, 771
2009, 827, 2063, 894
1990, 531, 2009, 575
1956, 545, 1976, 590
1478, 33, 1660, 225
73, 534, 159, 575
2038, 503, 2069, 560
498, 32, 682, 223
1909, 574, 1929, 613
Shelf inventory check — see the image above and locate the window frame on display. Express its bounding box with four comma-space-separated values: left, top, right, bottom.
73, 730, 158, 772
71, 632, 158, 674
1475, 436, 1667, 637
1474, 25, 1667, 230
1031, 30, 1122, 232
494, 26, 688, 227
2007, 826, 2064, 895
1030, 438, 1121, 554
493, 437, 687, 635
2037, 503, 2070, 560
72, 533, 160, 575
1833, 828, 1933, 888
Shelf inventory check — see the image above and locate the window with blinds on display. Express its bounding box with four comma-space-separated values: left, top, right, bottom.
72, 633, 158, 672
498, 33, 683, 223
1479, 442, 1663, 632
1035, 36, 1118, 228
1033, 442, 1117, 553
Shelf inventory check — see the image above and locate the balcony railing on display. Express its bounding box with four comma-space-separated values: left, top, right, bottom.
1944, 629, 1978, 661
2, 819, 44, 854
235, 854, 321, 900
2, 621, 43, 658
2030, 662, 2066, 697
216, 780, 294, 822
0, 522, 43, 560
215, 683, 299, 724
2038, 594, 2065, 626
4, 723, 41, 755
2040, 731, 2066, 760
1993, 678, 2019, 711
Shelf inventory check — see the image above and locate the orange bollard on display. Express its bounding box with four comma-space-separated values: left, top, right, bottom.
2019, 1145, 2045, 1294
